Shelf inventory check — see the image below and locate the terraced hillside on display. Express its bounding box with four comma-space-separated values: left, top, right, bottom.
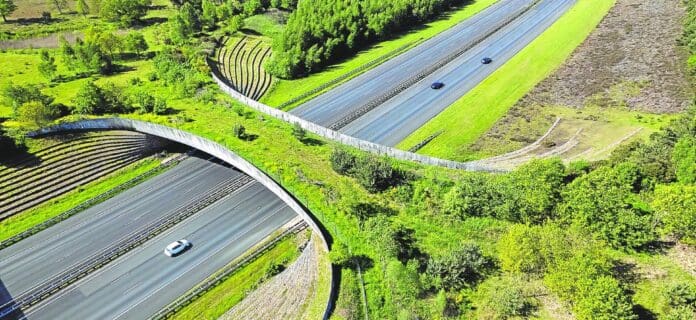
215, 37, 274, 101
0, 131, 168, 218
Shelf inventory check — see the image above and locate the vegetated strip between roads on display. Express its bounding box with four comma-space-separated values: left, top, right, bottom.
398, 0, 617, 159
290, 0, 535, 125
340, 0, 576, 146
260, 0, 498, 107
0, 156, 254, 318
24, 181, 296, 320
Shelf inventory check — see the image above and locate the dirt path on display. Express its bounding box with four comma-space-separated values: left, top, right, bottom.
0, 31, 82, 49
472, 0, 692, 160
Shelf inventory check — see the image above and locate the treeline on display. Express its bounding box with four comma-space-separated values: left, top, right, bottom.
328, 106, 695, 318
683, 0, 696, 75
266, 0, 471, 78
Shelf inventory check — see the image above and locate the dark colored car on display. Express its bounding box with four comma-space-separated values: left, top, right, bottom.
431, 82, 444, 90
481, 57, 493, 64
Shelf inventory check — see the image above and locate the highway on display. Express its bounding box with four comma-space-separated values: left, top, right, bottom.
0, 155, 295, 319
291, 0, 576, 146
23, 182, 295, 320
342, 0, 576, 146
0, 156, 239, 303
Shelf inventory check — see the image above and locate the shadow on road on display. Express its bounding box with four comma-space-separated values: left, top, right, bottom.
0, 278, 25, 320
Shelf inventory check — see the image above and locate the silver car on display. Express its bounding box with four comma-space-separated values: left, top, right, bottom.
164, 239, 191, 257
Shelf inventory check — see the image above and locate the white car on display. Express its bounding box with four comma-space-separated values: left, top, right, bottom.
164, 239, 191, 257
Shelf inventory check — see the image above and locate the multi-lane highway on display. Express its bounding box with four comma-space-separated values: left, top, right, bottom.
0, 155, 295, 319
24, 183, 295, 320
291, 0, 576, 146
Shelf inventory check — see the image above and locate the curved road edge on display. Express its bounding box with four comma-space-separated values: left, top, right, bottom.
209, 67, 504, 172
27, 118, 336, 320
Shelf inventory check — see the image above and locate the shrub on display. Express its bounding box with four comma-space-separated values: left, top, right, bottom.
17, 101, 60, 126
425, 243, 494, 291
475, 277, 538, 319
330, 147, 356, 175
99, 0, 151, 26
653, 184, 696, 245
232, 123, 246, 139
559, 164, 656, 250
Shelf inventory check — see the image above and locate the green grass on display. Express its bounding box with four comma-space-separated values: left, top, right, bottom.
260, 0, 498, 108
0, 157, 162, 242
398, 0, 617, 160
243, 13, 285, 40
169, 233, 302, 320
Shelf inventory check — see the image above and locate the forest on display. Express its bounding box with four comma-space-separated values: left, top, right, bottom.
266, 0, 472, 78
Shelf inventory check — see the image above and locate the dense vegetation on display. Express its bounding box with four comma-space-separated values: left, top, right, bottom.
0, 0, 694, 319
266, 0, 473, 78
326, 105, 695, 318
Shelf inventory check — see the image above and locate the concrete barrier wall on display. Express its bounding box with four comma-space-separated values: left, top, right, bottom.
210, 70, 502, 172
29, 118, 329, 250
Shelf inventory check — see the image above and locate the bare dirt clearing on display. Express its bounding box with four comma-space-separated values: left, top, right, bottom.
219, 236, 321, 320
472, 0, 691, 161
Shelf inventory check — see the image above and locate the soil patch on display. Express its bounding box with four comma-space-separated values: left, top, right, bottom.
472, 0, 691, 157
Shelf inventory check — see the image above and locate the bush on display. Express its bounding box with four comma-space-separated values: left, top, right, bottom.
673, 136, 696, 184
653, 184, 696, 245
330, 147, 357, 175
475, 277, 538, 319
559, 164, 656, 250
99, 0, 151, 26
425, 243, 494, 291
664, 282, 696, 310
352, 155, 404, 193
232, 123, 246, 139
17, 101, 60, 126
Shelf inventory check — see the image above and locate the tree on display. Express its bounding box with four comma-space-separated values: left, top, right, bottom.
232, 123, 246, 139
123, 31, 148, 56
573, 276, 636, 320
99, 0, 151, 26
227, 14, 244, 33
38, 50, 58, 81
200, 0, 216, 30
72, 81, 105, 115
475, 277, 538, 319
17, 101, 60, 126
330, 147, 356, 175
291, 122, 306, 142
0, 0, 17, 22
559, 164, 656, 250
673, 136, 696, 184
76, 0, 89, 16
243, 0, 262, 16
50, 0, 68, 14
442, 174, 497, 218
653, 184, 696, 245
426, 243, 493, 291
352, 155, 404, 192
2, 84, 54, 115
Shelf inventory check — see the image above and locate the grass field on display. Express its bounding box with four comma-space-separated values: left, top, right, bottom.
169, 232, 302, 320
0, 157, 162, 242
259, 0, 498, 108
243, 12, 286, 41
397, 0, 617, 161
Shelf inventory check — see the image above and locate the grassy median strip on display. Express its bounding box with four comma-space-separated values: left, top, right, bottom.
397, 0, 617, 161
0, 157, 162, 242
168, 232, 302, 320
260, 0, 498, 108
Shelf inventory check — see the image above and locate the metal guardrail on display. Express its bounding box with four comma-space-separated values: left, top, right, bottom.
0, 153, 189, 251
0, 174, 255, 319
149, 221, 309, 320
277, 40, 422, 109
328, 0, 541, 131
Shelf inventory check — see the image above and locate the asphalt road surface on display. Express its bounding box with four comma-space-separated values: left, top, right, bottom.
291, 0, 576, 146
24, 182, 295, 320
0, 156, 239, 304
342, 0, 576, 146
